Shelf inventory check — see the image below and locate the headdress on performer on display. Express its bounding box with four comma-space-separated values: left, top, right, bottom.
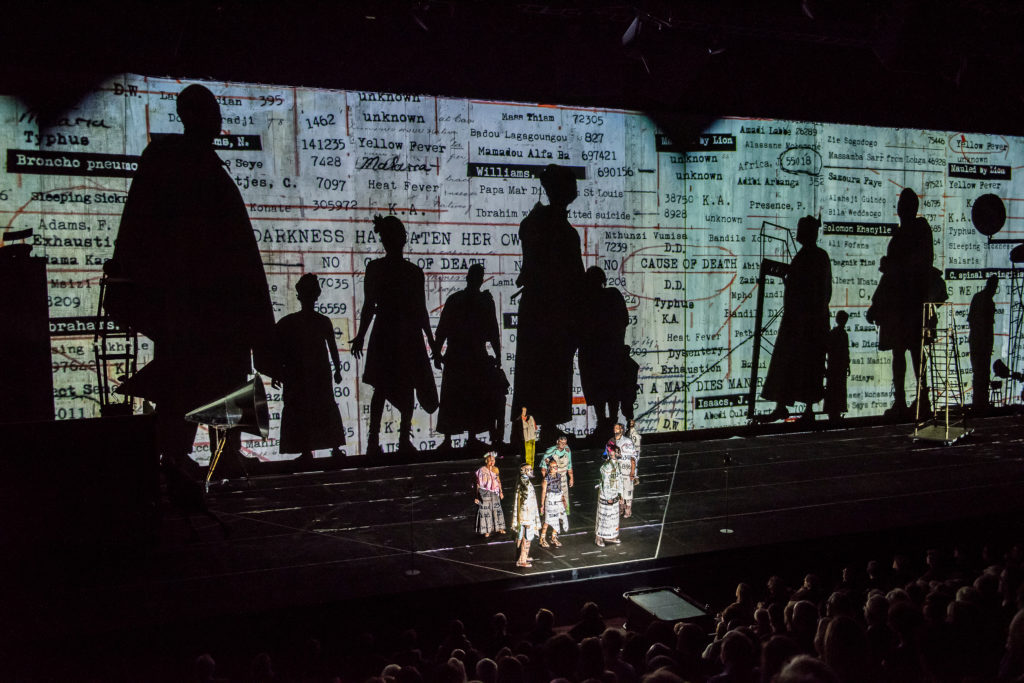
483, 451, 497, 461
373, 214, 407, 251
295, 272, 321, 300
603, 444, 621, 460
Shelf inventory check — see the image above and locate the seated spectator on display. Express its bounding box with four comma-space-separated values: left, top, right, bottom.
600, 627, 637, 683
864, 560, 887, 593
862, 594, 895, 669
789, 601, 819, 655
775, 654, 839, 683
760, 635, 800, 683
528, 609, 556, 647
475, 657, 497, 683
791, 575, 825, 608
763, 575, 792, 608
495, 655, 524, 683
753, 608, 772, 641
708, 630, 756, 683
822, 615, 869, 683
481, 613, 512, 658
673, 622, 707, 682
885, 600, 924, 682
577, 636, 608, 681
721, 583, 756, 626
569, 602, 607, 642
545, 634, 580, 680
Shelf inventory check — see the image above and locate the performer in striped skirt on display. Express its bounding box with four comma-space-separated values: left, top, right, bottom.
474, 452, 506, 537
539, 456, 568, 547
595, 444, 623, 547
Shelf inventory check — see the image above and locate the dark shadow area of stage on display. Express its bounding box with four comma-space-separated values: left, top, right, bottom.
5, 414, 1023, 640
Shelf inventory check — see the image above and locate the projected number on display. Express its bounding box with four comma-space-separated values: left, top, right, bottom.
315, 302, 348, 315
573, 114, 604, 126
581, 150, 616, 161
597, 166, 634, 177
305, 114, 337, 129
301, 138, 347, 151
315, 178, 347, 191
258, 95, 285, 107
310, 155, 343, 167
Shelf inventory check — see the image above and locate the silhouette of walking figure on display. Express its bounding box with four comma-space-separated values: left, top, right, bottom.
824, 310, 850, 423
350, 215, 438, 455
434, 264, 506, 450
107, 83, 274, 477
761, 215, 832, 423
579, 266, 637, 439
272, 273, 347, 462
866, 188, 934, 417
510, 165, 585, 443
968, 275, 999, 412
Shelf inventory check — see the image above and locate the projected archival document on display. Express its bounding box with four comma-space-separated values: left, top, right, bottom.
1, 74, 1019, 459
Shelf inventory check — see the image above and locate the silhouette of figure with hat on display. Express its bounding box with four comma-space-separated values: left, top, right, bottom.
271, 273, 347, 462
866, 188, 934, 417
107, 83, 274, 476
761, 215, 832, 423
510, 164, 585, 444
350, 215, 438, 455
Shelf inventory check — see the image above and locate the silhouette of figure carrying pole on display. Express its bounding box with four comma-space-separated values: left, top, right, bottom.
510, 165, 584, 444
106, 83, 274, 476
434, 264, 506, 450
760, 215, 832, 423
968, 275, 999, 412
350, 215, 438, 456
271, 273, 347, 461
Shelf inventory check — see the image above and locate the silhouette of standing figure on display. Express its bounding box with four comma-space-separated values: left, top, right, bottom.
761, 215, 832, 423
824, 310, 850, 423
579, 266, 636, 439
107, 83, 274, 476
968, 275, 999, 412
350, 215, 438, 455
510, 164, 585, 442
866, 188, 934, 417
272, 273, 347, 461
434, 264, 506, 450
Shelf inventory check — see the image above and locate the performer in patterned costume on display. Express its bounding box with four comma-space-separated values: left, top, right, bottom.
511, 462, 541, 567
474, 452, 505, 537
595, 445, 623, 547
609, 423, 638, 518
539, 456, 569, 547
540, 435, 574, 512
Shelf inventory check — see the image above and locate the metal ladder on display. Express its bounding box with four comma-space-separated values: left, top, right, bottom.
913, 302, 971, 444
92, 274, 139, 416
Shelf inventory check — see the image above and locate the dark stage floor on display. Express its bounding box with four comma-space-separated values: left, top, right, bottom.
15, 413, 1017, 640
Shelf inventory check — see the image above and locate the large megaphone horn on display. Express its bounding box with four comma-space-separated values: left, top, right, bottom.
185, 375, 270, 439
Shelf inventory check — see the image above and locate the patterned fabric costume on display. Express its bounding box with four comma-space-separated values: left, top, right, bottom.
595, 458, 622, 540
475, 465, 506, 535
541, 444, 572, 512
512, 472, 541, 541
611, 435, 637, 514
542, 470, 569, 532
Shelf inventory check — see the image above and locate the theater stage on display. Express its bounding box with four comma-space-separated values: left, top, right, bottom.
8, 413, 1024, 642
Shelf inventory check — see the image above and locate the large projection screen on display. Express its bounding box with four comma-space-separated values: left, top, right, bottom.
1, 75, 1018, 460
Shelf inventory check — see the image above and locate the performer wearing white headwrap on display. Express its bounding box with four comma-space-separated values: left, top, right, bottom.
609, 423, 638, 518
512, 462, 541, 567
595, 444, 623, 547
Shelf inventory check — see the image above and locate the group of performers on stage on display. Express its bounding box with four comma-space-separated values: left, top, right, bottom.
474, 421, 641, 568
